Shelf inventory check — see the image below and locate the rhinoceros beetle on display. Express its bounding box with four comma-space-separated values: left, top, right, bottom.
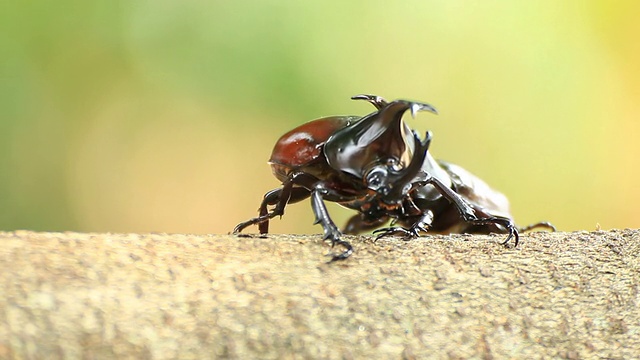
233, 94, 555, 261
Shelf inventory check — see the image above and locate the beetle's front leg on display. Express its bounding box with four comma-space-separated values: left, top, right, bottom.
373, 210, 434, 240
422, 176, 520, 246
233, 174, 311, 235
311, 185, 353, 262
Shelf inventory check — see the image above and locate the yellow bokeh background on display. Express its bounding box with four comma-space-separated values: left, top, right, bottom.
1, 1, 638, 234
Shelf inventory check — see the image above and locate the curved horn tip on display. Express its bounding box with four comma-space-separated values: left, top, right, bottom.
351, 94, 371, 100
410, 102, 438, 118
351, 94, 384, 102
410, 130, 432, 152
425, 104, 438, 115
423, 130, 433, 142
351, 94, 389, 110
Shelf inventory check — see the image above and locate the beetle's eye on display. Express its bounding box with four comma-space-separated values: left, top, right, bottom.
386, 157, 403, 172
366, 167, 388, 190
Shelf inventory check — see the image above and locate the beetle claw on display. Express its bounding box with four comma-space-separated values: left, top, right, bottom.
500, 224, 519, 247
325, 239, 353, 263
373, 226, 423, 241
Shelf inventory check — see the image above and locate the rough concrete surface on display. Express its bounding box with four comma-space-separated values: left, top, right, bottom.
0, 229, 638, 359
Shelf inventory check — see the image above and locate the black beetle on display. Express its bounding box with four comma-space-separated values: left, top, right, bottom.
233, 95, 554, 261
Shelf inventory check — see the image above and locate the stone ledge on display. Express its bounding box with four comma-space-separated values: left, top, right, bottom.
0, 230, 638, 358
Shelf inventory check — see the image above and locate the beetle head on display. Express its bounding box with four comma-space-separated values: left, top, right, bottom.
365, 130, 432, 204
323, 97, 437, 193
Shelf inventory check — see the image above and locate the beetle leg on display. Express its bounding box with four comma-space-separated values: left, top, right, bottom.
419, 176, 520, 247
519, 221, 556, 232
257, 188, 288, 234
373, 210, 434, 241
373, 227, 419, 240
310, 185, 353, 262
342, 214, 389, 235
233, 180, 310, 235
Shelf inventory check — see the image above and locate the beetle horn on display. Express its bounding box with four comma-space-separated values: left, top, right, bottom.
410, 102, 438, 117
384, 131, 432, 200
351, 94, 388, 110
324, 98, 438, 178
367, 100, 438, 160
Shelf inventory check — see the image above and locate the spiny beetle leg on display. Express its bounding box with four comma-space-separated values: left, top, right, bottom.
417, 175, 520, 247
460, 215, 519, 247
372, 210, 432, 241
488, 216, 519, 246
232, 175, 311, 235
311, 185, 353, 261
232, 186, 291, 235
519, 221, 556, 232
373, 226, 422, 241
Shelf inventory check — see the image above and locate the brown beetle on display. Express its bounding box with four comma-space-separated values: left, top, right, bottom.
234, 95, 554, 260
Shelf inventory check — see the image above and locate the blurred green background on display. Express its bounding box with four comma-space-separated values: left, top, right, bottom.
1, 1, 638, 235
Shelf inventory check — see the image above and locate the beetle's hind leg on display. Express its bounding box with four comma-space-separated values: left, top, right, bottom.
519, 222, 556, 232
372, 211, 434, 241
417, 176, 520, 246
342, 214, 389, 235
466, 212, 520, 246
